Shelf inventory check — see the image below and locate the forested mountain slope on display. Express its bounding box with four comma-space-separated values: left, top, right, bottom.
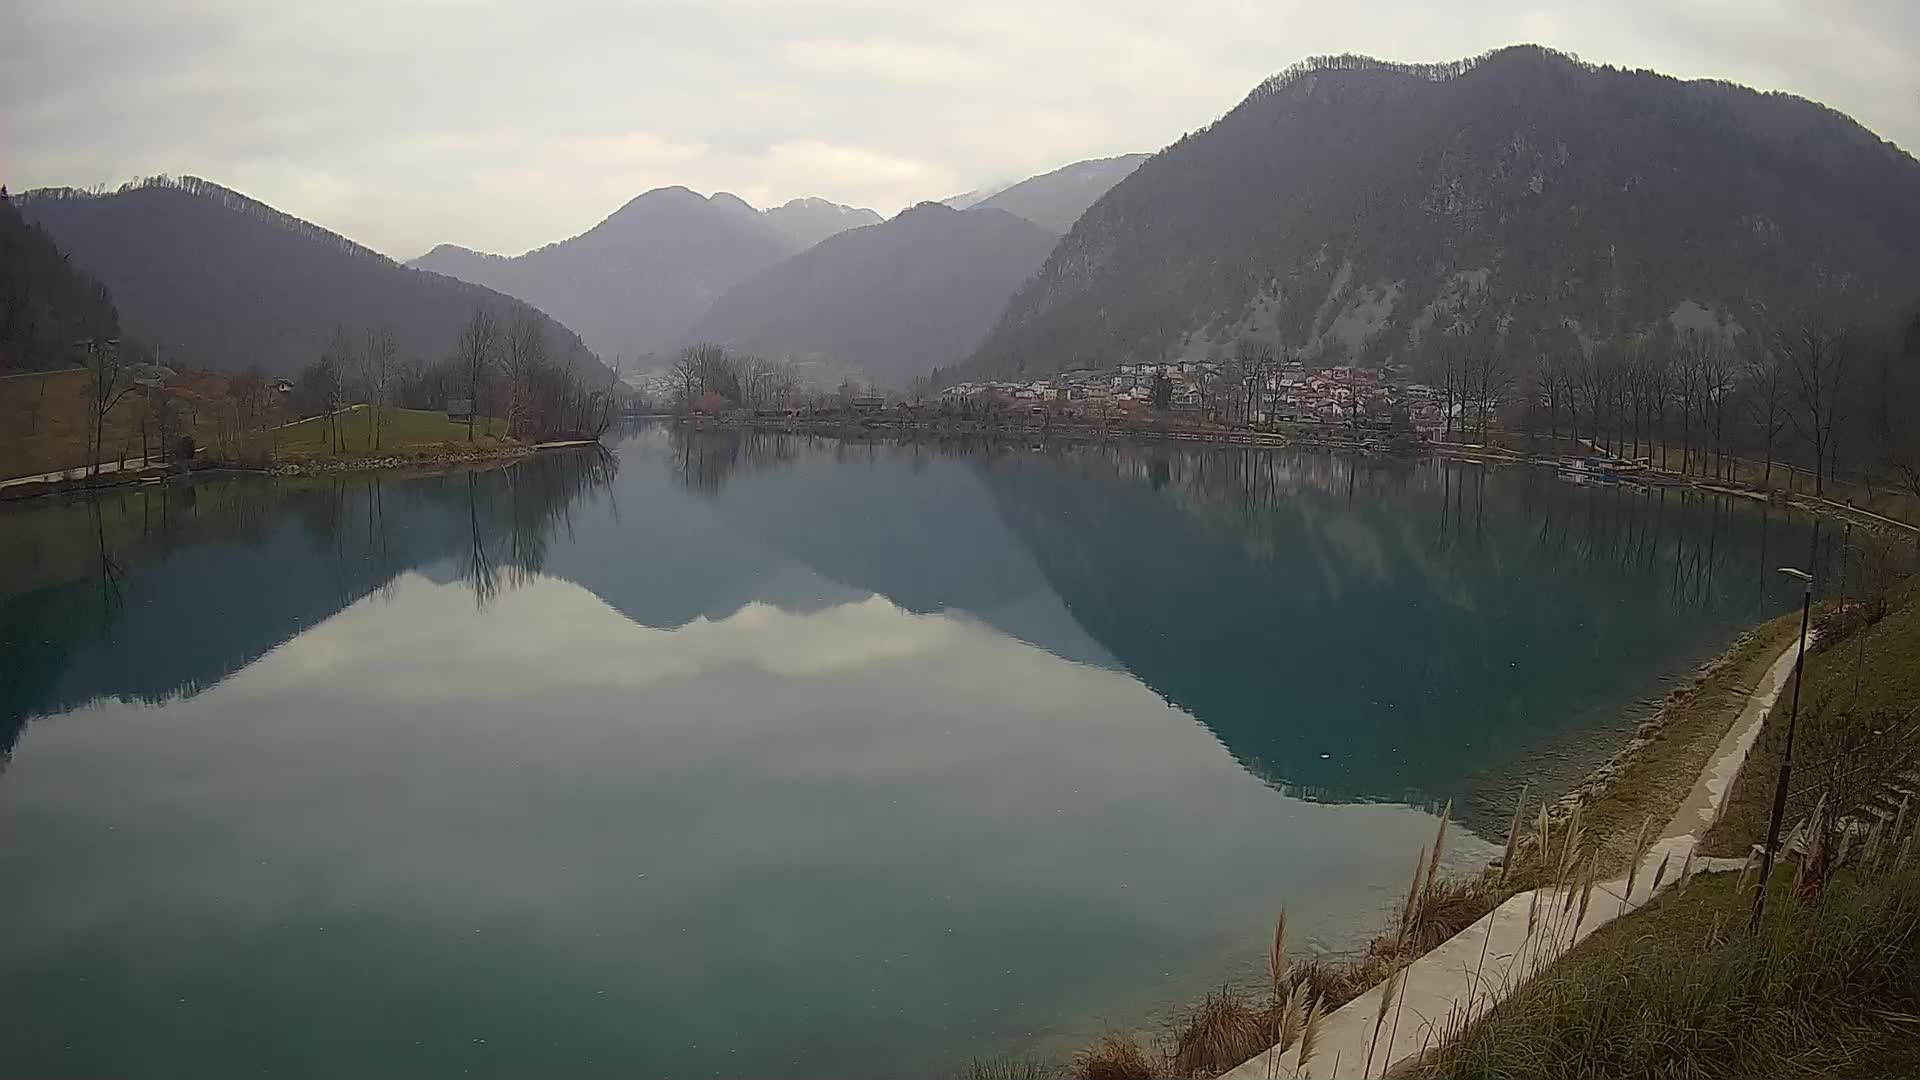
962, 46, 1920, 380
18, 178, 602, 379
0, 190, 119, 371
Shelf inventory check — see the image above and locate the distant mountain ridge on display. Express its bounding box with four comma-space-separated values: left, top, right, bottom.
685, 203, 1058, 389
939, 155, 1148, 232
763, 197, 884, 250
411, 188, 877, 360
962, 46, 1920, 381
16, 177, 604, 380
970, 154, 1149, 233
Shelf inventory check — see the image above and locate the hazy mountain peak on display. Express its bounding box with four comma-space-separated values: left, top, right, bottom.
688, 200, 1059, 389
409, 184, 885, 358
761, 196, 882, 250
709, 191, 759, 217
970, 154, 1149, 232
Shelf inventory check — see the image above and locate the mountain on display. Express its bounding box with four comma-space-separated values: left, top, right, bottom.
412, 188, 876, 361
941, 182, 1014, 212
971, 154, 1149, 232
684, 203, 1059, 388
15, 177, 602, 379
762, 197, 883, 250
962, 46, 1920, 381
0, 190, 119, 371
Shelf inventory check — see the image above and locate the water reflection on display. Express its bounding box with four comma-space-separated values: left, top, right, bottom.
3, 429, 1824, 819
0, 426, 1834, 1078
0, 448, 617, 762
971, 444, 1827, 825
632, 428, 1824, 822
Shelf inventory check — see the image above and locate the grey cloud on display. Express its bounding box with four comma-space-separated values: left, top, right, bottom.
5, 0, 1916, 258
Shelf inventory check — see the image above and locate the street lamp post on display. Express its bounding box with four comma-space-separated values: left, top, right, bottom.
1750, 564, 1814, 933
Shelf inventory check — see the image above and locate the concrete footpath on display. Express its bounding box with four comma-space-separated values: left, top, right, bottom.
1223, 633, 1808, 1080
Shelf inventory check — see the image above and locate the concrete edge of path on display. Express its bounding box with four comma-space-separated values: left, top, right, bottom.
1221, 632, 1810, 1080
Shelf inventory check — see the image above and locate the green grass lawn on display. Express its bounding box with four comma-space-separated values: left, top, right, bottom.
1418, 865, 1920, 1080
265, 406, 511, 457
1420, 561, 1920, 1080
1705, 573, 1920, 858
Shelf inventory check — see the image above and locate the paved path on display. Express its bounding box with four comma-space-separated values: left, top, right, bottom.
1223, 633, 1808, 1080
0, 455, 169, 490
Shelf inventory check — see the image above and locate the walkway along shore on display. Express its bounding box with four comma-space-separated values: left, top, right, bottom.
1219, 632, 1812, 1080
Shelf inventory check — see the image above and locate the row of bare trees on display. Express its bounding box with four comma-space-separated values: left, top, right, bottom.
448, 306, 620, 442
286, 306, 619, 449
1513, 317, 1917, 499
669, 343, 805, 414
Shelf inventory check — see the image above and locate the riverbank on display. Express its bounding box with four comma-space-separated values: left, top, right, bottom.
1409, 574, 1920, 1080
1214, 624, 1815, 1080
0, 406, 616, 500
0, 442, 539, 501
264, 441, 535, 476
1009, 609, 1814, 1080
684, 413, 1917, 534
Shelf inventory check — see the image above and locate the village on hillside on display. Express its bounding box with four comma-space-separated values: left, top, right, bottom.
938, 360, 1449, 432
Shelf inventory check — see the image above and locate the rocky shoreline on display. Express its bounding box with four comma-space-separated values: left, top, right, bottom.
0, 443, 545, 502
266, 443, 534, 476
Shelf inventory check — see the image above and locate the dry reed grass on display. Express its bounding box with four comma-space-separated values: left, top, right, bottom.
1167, 989, 1270, 1077
1415, 859, 1920, 1079
1070, 1034, 1155, 1080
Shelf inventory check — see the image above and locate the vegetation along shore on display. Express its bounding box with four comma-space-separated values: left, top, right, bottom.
959, 527, 1917, 1079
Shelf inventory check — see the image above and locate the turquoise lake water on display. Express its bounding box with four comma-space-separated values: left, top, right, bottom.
0, 424, 1828, 1077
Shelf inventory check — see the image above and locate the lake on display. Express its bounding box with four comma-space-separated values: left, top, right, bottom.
0, 424, 1828, 1078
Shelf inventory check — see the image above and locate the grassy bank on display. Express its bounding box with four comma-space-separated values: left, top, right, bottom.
1705, 573, 1920, 859
1415, 863, 1920, 1080
1409, 556, 1920, 1079
266, 406, 510, 458
0, 367, 232, 479
980, 584, 1842, 1078
0, 365, 522, 485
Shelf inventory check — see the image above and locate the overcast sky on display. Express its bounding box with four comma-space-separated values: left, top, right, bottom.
6, 0, 1916, 260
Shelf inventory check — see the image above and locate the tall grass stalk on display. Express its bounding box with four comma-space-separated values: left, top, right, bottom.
1622, 813, 1655, 914
1418, 865, 1920, 1080
1268, 908, 1287, 1004
1498, 784, 1529, 887
1649, 850, 1672, 897
1296, 997, 1325, 1078
1362, 963, 1401, 1079
1421, 801, 1452, 900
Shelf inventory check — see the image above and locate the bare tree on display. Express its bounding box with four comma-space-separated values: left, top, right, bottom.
1743, 346, 1790, 489
1781, 322, 1851, 496
81, 337, 137, 478
502, 309, 545, 438
671, 345, 705, 415
1532, 348, 1569, 446
228, 364, 266, 433
361, 326, 396, 451
1639, 337, 1673, 468
1466, 343, 1513, 441
322, 324, 355, 452
1235, 339, 1275, 428
455, 307, 501, 441
1698, 334, 1735, 480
